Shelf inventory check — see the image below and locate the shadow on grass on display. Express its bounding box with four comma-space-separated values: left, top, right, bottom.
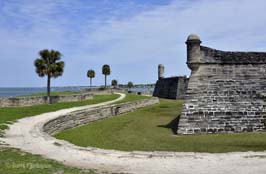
158, 115, 180, 135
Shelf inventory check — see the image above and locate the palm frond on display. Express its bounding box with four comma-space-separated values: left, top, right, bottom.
87, 69, 95, 78
34, 49, 64, 78
102, 64, 111, 75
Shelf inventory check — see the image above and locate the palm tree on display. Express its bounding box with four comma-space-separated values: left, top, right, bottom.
111, 79, 118, 88
87, 69, 95, 88
102, 64, 111, 88
34, 49, 64, 103
128, 81, 133, 92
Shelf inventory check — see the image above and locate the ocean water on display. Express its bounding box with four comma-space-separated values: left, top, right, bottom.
0, 87, 88, 97
0, 87, 154, 97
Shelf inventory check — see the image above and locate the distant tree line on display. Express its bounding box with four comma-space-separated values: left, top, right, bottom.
34, 49, 139, 104
86, 64, 111, 88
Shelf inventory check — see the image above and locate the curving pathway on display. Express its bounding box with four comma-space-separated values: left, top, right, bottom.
1, 93, 266, 174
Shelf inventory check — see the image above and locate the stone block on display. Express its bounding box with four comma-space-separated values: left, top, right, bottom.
179, 34, 266, 134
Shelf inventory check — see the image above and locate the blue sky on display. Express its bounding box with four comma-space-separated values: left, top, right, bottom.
0, 0, 266, 87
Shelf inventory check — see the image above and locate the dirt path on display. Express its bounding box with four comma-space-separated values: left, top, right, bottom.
2, 93, 266, 174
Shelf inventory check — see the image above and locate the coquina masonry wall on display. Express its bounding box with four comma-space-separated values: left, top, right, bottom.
83, 88, 126, 95
153, 64, 188, 99
43, 98, 159, 135
178, 34, 266, 134
0, 93, 93, 107
153, 76, 188, 99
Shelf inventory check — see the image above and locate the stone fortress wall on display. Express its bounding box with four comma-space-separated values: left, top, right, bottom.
178, 34, 266, 134
0, 93, 93, 107
43, 97, 159, 135
153, 64, 188, 99
0, 88, 126, 107
83, 88, 126, 95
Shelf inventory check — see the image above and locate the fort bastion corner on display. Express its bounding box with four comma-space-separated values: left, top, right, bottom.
178, 34, 266, 134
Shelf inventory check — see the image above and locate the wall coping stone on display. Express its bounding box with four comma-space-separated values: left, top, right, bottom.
43, 97, 159, 135
200, 46, 266, 64
0, 93, 93, 107
39, 97, 186, 159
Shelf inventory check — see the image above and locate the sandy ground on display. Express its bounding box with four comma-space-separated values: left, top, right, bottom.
2, 93, 266, 174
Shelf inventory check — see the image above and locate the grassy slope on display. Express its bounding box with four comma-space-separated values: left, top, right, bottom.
0, 147, 96, 174
21, 91, 83, 97
0, 93, 148, 174
56, 99, 266, 153
0, 94, 123, 174
0, 94, 119, 131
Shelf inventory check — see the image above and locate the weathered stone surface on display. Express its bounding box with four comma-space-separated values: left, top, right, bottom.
0, 93, 93, 107
43, 98, 159, 135
158, 64, 165, 80
153, 76, 188, 99
83, 88, 126, 95
178, 34, 266, 134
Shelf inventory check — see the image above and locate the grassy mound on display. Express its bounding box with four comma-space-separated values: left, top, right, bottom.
0, 94, 119, 132
56, 99, 266, 153
0, 93, 154, 174
0, 147, 96, 174
21, 91, 83, 97
0, 93, 140, 174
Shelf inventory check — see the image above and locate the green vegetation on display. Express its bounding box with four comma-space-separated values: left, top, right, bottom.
87, 69, 96, 87
34, 49, 65, 103
111, 79, 118, 88
102, 64, 111, 87
56, 99, 266, 153
0, 147, 96, 174
0, 94, 124, 174
127, 82, 133, 91
114, 93, 150, 104
21, 91, 83, 97
0, 94, 119, 131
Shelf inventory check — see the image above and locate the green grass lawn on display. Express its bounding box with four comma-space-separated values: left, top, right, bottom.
0, 94, 125, 174
0, 94, 119, 132
20, 91, 83, 97
0, 147, 96, 174
55, 99, 266, 153
0, 93, 147, 174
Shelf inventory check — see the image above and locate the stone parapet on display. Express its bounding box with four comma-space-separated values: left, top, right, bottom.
201, 46, 266, 64
179, 34, 266, 134
0, 93, 93, 107
153, 76, 188, 99
43, 97, 159, 135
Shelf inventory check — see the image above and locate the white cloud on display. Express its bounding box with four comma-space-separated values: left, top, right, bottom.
0, 0, 266, 87
77, 0, 266, 83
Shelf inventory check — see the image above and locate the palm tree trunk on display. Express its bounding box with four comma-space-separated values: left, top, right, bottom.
90, 78, 92, 88
105, 75, 107, 88
47, 75, 51, 104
